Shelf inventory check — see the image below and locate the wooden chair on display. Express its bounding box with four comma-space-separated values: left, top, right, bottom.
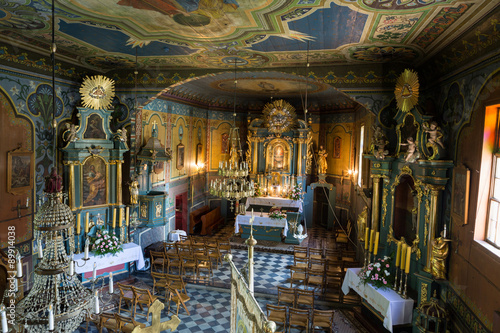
277, 286, 295, 307
205, 243, 221, 269
191, 244, 206, 256
117, 283, 135, 316
309, 258, 326, 272
179, 234, 190, 244
167, 286, 191, 316
166, 273, 188, 294
217, 238, 231, 257
162, 241, 177, 254
336, 221, 352, 249
325, 249, 341, 261
294, 246, 308, 259
289, 266, 307, 289
307, 268, 325, 293
324, 271, 343, 302
325, 258, 343, 274
131, 286, 157, 320
98, 312, 118, 333
180, 253, 197, 277
176, 242, 192, 255
115, 313, 146, 333
294, 256, 309, 269
311, 309, 335, 333
296, 289, 314, 309
166, 253, 182, 274
151, 271, 168, 301
195, 253, 213, 279
266, 304, 287, 332
309, 248, 323, 260
288, 307, 310, 333
150, 250, 167, 273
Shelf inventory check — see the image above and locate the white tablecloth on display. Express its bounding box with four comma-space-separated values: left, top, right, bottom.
169, 229, 187, 242
74, 242, 145, 273
246, 196, 302, 212
235, 213, 288, 235
342, 268, 413, 332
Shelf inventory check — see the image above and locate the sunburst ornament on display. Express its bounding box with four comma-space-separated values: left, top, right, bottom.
262, 99, 297, 135
395, 69, 419, 112
80, 75, 115, 110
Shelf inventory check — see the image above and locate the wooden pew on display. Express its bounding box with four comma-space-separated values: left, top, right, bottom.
189, 205, 210, 234
200, 207, 224, 236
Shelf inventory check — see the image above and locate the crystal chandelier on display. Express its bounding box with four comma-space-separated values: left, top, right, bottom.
209, 60, 254, 210
15, 171, 93, 332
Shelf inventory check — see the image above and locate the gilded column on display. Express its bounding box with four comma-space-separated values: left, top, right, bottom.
297, 139, 303, 176
371, 175, 382, 230
424, 184, 445, 272
67, 162, 75, 209
117, 160, 123, 205
252, 138, 258, 175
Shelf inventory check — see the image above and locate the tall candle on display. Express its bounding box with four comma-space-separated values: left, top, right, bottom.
119, 208, 123, 228
94, 290, 100, 314
364, 228, 369, 250
1, 304, 7, 333
85, 212, 89, 233
16, 253, 22, 278
112, 208, 116, 229
84, 238, 89, 260
77, 214, 81, 235
38, 241, 43, 259
93, 262, 97, 280
405, 246, 412, 274
69, 255, 74, 276
369, 229, 375, 252
126, 207, 130, 226
400, 244, 407, 269
48, 304, 54, 331
395, 242, 401, 268
373, 232, 380, 255
109, 272, 114, 294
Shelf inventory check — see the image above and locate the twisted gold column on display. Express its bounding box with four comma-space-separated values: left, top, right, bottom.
424, 184, 445, 273
371, 176, 382, 230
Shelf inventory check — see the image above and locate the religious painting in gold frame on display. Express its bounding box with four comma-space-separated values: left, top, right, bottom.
451, 164, 470, 225
81, 156, 108, 207
7, 148, 34, 195
177, 143, 185, 170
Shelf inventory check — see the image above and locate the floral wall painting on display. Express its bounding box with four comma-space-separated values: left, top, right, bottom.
7, 149, 34, 195
82, 157, 107, 207
83, 114, 106, 139
333, 136, 341, 159
177, 143, 185, 170
221, 133, 229, 154
451, 164, 470, 225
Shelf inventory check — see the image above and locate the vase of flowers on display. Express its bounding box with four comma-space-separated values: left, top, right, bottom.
289, 183, 303, 201
92, 228, 123, 257
269, 207, 287, 220
253, 182, 262, 197
358, 256, 392, 289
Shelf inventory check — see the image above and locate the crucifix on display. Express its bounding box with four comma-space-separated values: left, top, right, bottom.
12, 198, 29, 218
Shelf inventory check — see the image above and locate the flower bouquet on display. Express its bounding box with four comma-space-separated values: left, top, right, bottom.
288, 183, 303, 201
92, 228, 123, 256
358, 256, 392, 289
269, 207, 287, 220
253, 182, 262, 197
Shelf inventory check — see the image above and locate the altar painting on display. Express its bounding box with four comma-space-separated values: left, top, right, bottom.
82, 157, 107, 207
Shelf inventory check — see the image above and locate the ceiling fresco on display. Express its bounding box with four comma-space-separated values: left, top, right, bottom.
0, 0, 497, 71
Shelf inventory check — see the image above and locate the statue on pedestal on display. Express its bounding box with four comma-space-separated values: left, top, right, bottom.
317, 145, 328, 174
370, 125, 389, 159
430, 231, 451, 280
423, 121, 445, 160
129, 176, 139, 205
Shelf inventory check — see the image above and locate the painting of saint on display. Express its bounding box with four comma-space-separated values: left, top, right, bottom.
83, 157, 106, 206
11, 155, 31, 188
273, 145, 284, 169
84, 114, 106, 139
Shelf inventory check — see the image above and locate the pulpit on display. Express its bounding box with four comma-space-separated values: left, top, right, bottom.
137, 191, 167, 227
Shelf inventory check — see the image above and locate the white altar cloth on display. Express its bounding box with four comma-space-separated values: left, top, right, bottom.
342, 268, 413, 332
74, 242, 145, 274
246, 196, 302, 212
169, 229, 187, 242
235, 213, 288, 235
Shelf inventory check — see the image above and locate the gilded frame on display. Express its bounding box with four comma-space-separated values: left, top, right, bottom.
451, 164, 470, 225
81, 155, 109, 208
7, 148, 34, 195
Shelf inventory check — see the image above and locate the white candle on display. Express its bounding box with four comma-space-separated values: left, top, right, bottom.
16, 253, 22, 278
1, 304, 7, 333
94, 291, 100, 314
38, 241, 43, 259
84, 238, 89, 260
443, 224, 447, 238
69, 253, 74, 276
48, 304, 54, 330
93, 262, 97, 280
109, 272, 114, 294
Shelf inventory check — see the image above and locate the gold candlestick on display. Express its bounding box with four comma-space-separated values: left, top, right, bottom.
398, 267, 405, 295
402, 273, 409, 299
393, 267, 399, 291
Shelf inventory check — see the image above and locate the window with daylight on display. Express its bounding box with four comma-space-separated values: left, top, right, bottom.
358, 125, 364, 187
485, 106, 500, 248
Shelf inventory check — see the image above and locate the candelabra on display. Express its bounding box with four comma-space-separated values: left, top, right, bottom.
402, 273, 409, 299
393, 267, 400, 292
398, 266, 405, 296
15, 178, 93, 332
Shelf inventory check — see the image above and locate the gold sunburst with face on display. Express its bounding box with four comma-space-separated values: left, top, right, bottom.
79, 75, 115, 110
262, 99, 297, 135
395, 69, 419, 112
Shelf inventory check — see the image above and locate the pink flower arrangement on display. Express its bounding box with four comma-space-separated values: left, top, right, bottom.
358, 256, 393, 289
92, 228, 123, 257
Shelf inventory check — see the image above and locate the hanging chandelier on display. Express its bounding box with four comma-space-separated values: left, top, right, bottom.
209, 60, 254, 210
15, 171, 93, 332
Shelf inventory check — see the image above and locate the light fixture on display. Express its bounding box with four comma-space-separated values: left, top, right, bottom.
209, 59, 254, 211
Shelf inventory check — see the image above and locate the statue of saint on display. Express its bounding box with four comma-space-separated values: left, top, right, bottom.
423, 121, 444, 149
317, 145, 328, 174
430, 231, 451, 280
45, 167, 63, 193
129, 177, 139, 205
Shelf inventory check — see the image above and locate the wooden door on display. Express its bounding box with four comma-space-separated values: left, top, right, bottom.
175, 192, 188, 231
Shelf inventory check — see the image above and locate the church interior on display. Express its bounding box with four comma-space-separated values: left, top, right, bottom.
1, 0, 500, 332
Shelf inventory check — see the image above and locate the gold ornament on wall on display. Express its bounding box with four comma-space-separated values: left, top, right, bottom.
395, 69, 419, 112
79, 75, 115, 110
262, 99, 297, 136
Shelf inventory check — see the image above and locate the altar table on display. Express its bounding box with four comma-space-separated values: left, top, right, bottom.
245, 196, 303, 212
74, 243, 145, 279
235, 213, 288, 241
342, 268, 413, 332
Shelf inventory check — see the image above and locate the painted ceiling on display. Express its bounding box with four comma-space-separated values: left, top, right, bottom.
1, 0, 497, 71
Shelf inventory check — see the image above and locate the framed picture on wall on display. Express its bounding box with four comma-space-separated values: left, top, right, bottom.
177, 143, 185, 170
82, 156, 107, 207
7, 148, 34, 195
451, 164, 470, 225
196, 143, 203, 166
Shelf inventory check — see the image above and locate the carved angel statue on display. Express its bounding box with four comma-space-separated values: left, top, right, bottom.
370, 125, 389, 159
63, 123, 79, 142
400, 137, 420, 163
422, 121, 444, 149
114, 127, 127, 142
